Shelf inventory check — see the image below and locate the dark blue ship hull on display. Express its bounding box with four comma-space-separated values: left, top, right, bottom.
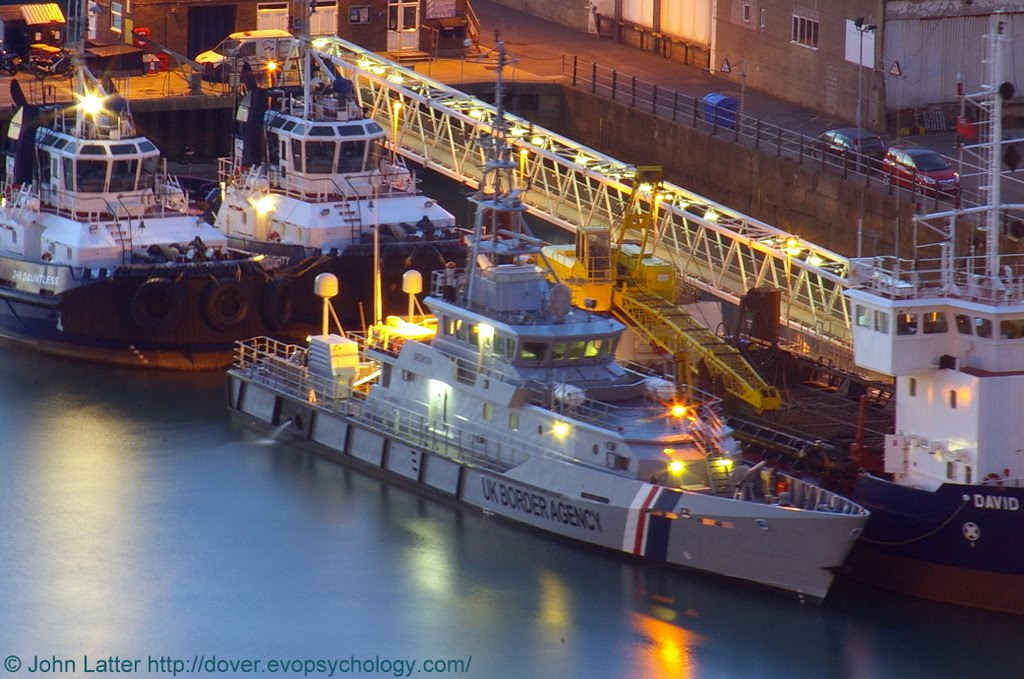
845, 473, 1024, 613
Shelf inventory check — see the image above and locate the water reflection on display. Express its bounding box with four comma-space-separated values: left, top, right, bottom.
2, 348, 1023, 677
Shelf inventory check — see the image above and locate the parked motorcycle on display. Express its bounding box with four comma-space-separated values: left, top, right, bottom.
25, 49, 74, 79
0, 50, 21, 76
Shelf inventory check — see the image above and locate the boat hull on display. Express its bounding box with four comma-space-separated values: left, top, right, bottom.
845, 473, 1024, 612
0, 256, 287, 370
228, 369, 865, 600
227, 235, 466, 327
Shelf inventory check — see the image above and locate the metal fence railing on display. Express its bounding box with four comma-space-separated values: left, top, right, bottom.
560, 56, 1024, 213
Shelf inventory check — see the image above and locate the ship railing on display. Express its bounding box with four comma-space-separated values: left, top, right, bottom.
217, 156, 418, 203
231, 337, 865, 511
779, 474, 867, 515
851, 253, 1024, 305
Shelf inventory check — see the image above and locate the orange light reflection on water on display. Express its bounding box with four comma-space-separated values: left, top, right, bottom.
628, 610, 705, 679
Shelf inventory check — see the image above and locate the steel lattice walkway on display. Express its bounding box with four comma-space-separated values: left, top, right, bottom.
312, 37, 853, 354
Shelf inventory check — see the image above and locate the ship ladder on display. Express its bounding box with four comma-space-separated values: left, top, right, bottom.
611, 287, 781, 411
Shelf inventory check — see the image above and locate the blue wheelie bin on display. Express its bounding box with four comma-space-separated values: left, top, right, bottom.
702, 92, 737, 129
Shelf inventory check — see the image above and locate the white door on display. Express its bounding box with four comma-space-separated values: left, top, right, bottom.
387, 0, 420, 52
256, 3, 288, 31
310, 1, 337, 36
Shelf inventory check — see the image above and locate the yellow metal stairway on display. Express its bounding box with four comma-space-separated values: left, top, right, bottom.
612, 286, 781, 411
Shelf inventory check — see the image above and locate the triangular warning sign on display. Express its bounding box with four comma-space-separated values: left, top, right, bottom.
721, 59, 731, 74
889, 60, 902, 77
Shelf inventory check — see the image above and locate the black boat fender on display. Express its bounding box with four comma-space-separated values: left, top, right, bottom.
131, 277, 186, 331
261, 277, 295, 331
201, 278, 250, 330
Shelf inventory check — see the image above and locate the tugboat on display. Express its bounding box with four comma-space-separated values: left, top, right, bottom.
842, 18, 1024, 612
212, 2, 465, 329
0, 0, 289, 370
227, 39, 869, 602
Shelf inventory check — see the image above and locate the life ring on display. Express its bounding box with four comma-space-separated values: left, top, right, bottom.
40, 251, 52, 262
983, 473, 1003, 487
268, 230, 281, 243
201, 278, 250, 331
131, 277, 187, 332
260, 277, 295, 331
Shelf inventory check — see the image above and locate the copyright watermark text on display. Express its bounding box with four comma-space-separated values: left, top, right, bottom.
2, 653, 472, 676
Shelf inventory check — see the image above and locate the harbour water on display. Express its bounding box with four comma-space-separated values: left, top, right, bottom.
0, 345, 1022, 678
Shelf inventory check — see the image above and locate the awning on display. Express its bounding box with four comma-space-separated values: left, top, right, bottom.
21, 3, 65, 26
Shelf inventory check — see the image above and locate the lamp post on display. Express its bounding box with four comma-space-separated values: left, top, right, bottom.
854, 17, 877, 258
854, 17, 877, 146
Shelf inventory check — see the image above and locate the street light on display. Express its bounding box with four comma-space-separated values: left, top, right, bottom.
854, 17, 877, 259
854, 17, 877, 142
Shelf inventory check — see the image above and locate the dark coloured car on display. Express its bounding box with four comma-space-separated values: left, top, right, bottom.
810, 127, 886, 170
881, 145, 961, 197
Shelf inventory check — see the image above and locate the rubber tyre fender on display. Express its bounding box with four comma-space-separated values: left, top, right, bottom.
131, 277, 187, 332
201, 278, 250, 331
261, 277, 295, 331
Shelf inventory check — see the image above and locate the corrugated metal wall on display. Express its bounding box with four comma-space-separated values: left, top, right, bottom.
661, 0, 711, 44
885, 13, 1024, 109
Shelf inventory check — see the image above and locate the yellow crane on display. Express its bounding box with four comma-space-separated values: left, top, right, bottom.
543, 167, 781, 411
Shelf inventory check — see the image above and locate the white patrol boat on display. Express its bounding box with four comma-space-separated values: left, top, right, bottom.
212, 5, 464, 329
0, 0, 288, 370
227, 40, 868, 601
841, 18, 1024, 613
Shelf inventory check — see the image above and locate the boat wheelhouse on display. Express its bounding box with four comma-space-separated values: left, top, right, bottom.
214, 27, 465, 328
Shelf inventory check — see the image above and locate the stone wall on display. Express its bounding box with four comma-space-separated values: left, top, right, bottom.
549, 86, 914, 259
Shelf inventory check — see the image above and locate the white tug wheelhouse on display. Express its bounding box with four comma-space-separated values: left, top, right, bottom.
214, 35, 456, 255
846, 18, 1023, 492
1, 74, 223, 270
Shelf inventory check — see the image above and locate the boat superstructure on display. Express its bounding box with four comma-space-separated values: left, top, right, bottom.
0, 0, 287, 370
227, 38, 868, 601
842, 17, 1024, 612
213, 2, 464, 327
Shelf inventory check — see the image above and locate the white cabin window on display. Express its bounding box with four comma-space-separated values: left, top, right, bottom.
946, 461, 954, 480
873, 310, 889, 334
965, 466, 972, 483
949, 390, 957, 409
975, 317, 993, 338
1000, 319, 1024, 339
908, 377, 916, 397
896, 313, 918, 335
855, 304, 869, 327
923, 312, 948, 334
955, 314, 972, 334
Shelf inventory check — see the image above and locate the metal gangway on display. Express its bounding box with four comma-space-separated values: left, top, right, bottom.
311, 36, 853, 355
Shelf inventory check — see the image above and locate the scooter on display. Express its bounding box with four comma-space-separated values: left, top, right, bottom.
25, 49, 73, 78
0, 50, 21, 76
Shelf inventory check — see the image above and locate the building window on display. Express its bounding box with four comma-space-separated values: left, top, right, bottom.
792, 15, 818, 49
110, 1, 124, 32
349, 5, 370, 24
508, 412, 519, 431
742, 4, 751, 23
482, 403, 492, 420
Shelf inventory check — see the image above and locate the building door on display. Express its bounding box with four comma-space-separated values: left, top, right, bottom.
387, 0, 420, 52
187, 4, 235, 58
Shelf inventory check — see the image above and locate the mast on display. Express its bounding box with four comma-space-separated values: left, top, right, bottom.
464, 34, 525, 305
958, 14, 1010, 285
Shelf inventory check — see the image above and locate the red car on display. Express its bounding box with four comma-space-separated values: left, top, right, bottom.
881, 146, 960, 197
